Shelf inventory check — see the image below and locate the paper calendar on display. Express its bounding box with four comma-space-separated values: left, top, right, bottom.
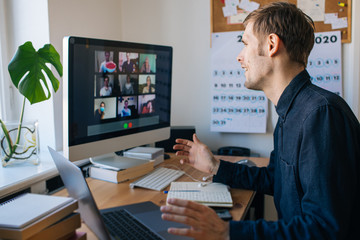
211, 31, 268, 133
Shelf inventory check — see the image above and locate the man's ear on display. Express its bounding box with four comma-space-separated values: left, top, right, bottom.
268, 33, 281, 57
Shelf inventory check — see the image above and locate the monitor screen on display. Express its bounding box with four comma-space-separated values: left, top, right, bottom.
63, 36, 172, 161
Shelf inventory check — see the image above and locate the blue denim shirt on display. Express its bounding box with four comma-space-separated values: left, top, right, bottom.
213, 70, 360, 239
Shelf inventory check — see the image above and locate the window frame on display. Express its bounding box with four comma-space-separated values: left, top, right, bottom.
0, 0, 12, 121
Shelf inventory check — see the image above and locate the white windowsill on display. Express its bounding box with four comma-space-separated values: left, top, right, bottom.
0, 150, 89, 199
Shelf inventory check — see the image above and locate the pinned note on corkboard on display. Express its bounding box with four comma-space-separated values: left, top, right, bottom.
211, 0, 351, 43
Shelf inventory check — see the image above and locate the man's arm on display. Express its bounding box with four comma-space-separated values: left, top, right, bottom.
213, 152, 275, 195
173, 134, 220, 175
174, 134, 275, 194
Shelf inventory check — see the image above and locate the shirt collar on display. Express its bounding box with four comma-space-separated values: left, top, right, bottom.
275, 70, 311, 119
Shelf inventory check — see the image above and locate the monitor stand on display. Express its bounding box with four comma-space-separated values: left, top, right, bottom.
89, 153, 150, 171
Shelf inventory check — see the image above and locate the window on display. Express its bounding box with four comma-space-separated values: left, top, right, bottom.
0, 23, 4, 120
0, 42, 6, 120
0, 0, 10, 120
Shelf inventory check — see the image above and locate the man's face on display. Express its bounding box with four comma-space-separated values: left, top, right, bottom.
236, 22, 271, 90
104, 78, 109, 87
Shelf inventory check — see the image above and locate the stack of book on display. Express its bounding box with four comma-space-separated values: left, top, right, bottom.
0, 193, 86, 240
89, 147, 165, 184
89, 156, 154, 184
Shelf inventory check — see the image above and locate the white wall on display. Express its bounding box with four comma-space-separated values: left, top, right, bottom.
47, 0, 123, 150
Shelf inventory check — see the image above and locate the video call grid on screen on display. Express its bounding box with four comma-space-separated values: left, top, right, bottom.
67, 37, 172, 146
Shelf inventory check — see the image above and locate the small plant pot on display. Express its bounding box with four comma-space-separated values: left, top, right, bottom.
1, 121, 39, 167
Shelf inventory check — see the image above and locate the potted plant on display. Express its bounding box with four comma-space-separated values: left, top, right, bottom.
0, 41, 62, 166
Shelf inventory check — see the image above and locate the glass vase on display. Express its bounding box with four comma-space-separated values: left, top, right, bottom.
0, 121, 39, 167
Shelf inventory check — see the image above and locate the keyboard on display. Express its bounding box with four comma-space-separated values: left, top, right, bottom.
130, 167, 184, 191
102, 209, 162, 240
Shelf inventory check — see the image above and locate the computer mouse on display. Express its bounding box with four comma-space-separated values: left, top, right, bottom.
236, 159, 256, 167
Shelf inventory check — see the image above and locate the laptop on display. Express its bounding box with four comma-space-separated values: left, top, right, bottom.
48, 147, 189, 240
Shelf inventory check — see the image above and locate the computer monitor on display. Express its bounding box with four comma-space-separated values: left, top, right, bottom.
63, 36, 172, 162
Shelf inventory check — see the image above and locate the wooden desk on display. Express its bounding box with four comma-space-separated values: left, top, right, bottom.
54, 154, 269, 240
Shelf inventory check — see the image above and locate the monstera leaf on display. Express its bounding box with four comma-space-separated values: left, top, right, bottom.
8, 41, 63, 104
1, 41, 62, 164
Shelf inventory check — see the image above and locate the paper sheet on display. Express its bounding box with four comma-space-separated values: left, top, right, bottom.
227, 9, 250, 24
324, 13, 348, 29
331, 17, 348, 29
297, 0, 325, 22
222, 0, 239, 17
238, 0, 260, 12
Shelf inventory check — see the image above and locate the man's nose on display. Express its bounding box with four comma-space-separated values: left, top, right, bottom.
236, 52, 243, 63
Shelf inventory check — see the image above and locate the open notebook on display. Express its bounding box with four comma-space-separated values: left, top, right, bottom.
166, 182, 233, 208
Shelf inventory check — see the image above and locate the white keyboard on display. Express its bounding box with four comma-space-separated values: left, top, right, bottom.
130, 167, 184, 191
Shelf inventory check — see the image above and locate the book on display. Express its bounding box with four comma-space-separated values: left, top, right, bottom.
89, 160, 154, 183
0, 193, 78, 239
124, 147, 164, 159
27, 212, 81, 240
124, 147, 165, 166
166, 182, 233, 208
90, 154, 153, 171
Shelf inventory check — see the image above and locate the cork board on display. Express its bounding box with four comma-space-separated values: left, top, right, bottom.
211, 0, 351, 43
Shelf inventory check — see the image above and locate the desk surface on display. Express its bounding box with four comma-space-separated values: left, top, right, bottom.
54, 154, 269, 239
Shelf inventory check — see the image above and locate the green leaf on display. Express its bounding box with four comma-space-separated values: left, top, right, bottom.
8, 42, 63, 105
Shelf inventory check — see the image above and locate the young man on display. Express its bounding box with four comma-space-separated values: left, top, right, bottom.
99, 76, 112, 96
160, 2, 360, 239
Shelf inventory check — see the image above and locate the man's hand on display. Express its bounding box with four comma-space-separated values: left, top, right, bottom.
173, 134, 220, 175
161, 198, 229, 240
